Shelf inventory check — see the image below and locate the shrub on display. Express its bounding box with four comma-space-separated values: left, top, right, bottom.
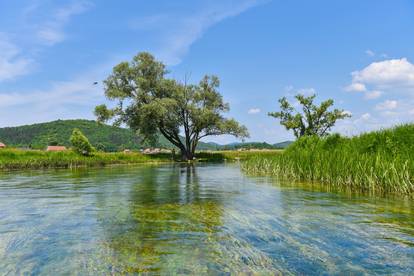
70, 128, 95, 156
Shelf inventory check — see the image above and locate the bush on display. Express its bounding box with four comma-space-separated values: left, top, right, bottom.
70, 128, 95, 156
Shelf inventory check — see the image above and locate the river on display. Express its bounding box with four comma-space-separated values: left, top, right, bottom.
0, 163, 413, 275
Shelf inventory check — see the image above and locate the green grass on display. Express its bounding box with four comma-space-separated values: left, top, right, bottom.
242, 124, 414, 196
0, 149, 172, 170
0, 148, 280, 170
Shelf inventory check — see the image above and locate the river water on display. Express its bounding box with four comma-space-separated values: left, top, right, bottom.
0, 163, 413, 275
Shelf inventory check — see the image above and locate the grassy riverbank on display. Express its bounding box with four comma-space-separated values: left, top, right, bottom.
0, 148, 281, 170
0, 149, 172, 170
242, 124, 414, 195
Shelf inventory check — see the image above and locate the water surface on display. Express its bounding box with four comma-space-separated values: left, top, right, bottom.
0, 164, 413, 275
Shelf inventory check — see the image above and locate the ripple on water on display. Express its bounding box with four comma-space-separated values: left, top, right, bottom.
0, 164, 413, 275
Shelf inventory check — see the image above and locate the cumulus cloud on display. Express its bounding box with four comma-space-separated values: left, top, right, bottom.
375, 100, 398, 111
284, 85, 316, 97
344, 82, 366, 92
352, 58, 414, 89
345, 58, 414, 101
364, 90, 382, 99
248, 108, 261, 114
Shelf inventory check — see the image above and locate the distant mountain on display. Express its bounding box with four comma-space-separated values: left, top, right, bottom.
0, 119, 217, 151
220, 141, 293, 150
0, 119, 293, 151
273, 141, 294, 149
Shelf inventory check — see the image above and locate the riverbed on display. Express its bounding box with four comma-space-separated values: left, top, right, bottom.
0, 163, 413, 274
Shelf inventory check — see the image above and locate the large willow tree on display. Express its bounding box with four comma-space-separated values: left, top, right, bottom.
95, 52, 249, 160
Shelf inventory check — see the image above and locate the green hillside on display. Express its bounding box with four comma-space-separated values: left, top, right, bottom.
0, 120, 216, 152
0, 119, 291, 152
274, 141, 293, 149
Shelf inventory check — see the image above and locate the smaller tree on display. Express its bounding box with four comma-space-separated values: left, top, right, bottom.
70, 128, 95, 156
269, 94, 350, 138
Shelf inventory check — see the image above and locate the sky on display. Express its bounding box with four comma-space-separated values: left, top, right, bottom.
1, 0, 414, 144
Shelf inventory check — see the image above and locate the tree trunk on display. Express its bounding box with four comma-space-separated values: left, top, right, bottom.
180, 148, 195, 161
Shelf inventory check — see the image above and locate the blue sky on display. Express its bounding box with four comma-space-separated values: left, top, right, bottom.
1, 0, 414, 143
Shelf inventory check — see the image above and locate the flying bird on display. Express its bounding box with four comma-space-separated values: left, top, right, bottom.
93, 81, 98, 85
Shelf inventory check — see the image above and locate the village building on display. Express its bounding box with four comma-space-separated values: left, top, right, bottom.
0, 142, 6, 148
46, 146, 67, 152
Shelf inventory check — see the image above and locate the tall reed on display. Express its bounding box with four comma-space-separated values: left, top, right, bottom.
0, 149, 171, 170
242, 124, 414, 195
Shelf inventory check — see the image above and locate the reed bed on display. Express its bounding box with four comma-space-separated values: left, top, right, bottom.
0, 148, 278, 170
0, 149, 171, 170
242, 124, 414, 195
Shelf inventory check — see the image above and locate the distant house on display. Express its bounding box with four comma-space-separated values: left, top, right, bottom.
0, 142, 6, 148
46, 146, 67, 152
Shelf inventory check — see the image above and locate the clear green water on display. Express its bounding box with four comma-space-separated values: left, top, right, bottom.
0, 163, 413, 275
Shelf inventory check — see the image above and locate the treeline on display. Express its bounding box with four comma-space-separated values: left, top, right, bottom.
221, 141, 292, 150
0, 120, 155, 151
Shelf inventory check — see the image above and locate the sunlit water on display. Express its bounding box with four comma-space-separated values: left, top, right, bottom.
0, 163, 413, 275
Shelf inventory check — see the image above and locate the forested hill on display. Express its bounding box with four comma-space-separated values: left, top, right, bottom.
0, 120, 139, 151
0, 119, 292, 151
0, 119, 216, 151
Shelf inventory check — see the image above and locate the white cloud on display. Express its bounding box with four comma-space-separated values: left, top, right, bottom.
0, 34, 33, 82
0, 79, 101, 109
376, 100, 398, 111
351, 58, 414, 88
0, 1, 93, 83
131, 0, 266, 65
345, 58, 414, 101
344, 82, 366, 92
36, 0, 93, 45
248, 108, 261, 114
365, 49, 375, 57
361, 113, 371, 120
0, 60, 109, 127
297, 87, 316, 95
364, 90, 382, 99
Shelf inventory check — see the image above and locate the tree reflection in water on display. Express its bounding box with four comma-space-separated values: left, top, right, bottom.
96, 164, 226, 274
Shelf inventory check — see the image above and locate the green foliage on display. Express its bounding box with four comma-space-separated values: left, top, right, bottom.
0, 119, 220, 151
269, 94, 350, 138
221, 142, 288, 150
0, 148, 275, 170
70, 128, 95, 156
47, 135, 59, 146
242, 124, 414, 196
95, 52, 249, 160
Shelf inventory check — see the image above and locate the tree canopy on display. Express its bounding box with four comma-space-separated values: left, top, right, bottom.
268, 94, 350, 138
70, 128, 95, 156
95, 52, 249, 160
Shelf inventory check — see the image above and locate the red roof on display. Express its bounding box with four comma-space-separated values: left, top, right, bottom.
46, 146, 67, 151
0, 142, 6, 148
